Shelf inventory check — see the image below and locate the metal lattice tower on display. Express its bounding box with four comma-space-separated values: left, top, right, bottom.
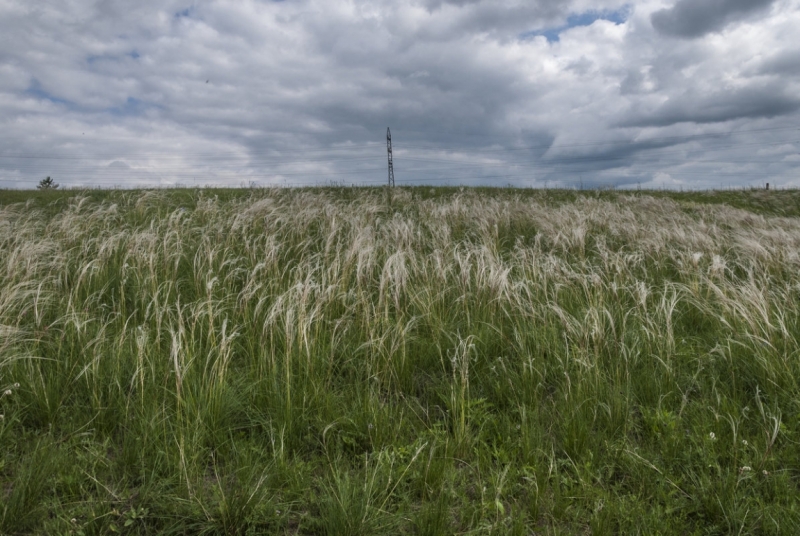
386, 127, 395, 187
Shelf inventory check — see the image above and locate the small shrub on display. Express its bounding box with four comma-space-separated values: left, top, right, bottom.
37, 176, 59, 189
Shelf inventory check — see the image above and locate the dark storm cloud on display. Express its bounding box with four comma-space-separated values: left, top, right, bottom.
756, 50, 800, 76
621, 84, 800, 127
651, 0, 777, 38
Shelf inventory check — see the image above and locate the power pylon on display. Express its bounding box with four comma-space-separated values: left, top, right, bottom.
387, 127, 395, 187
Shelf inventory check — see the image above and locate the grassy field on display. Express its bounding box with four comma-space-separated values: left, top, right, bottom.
1, 187, 799, 534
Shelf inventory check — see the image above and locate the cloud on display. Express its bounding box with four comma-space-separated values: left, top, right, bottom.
0, 0, 798, 190
651, 0, 777, 38
621, 84, 800, 127
522, 5, 631, 42
756, 49, 800, 76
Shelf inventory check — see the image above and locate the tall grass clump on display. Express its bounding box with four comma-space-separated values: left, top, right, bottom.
1, 187, 799, 534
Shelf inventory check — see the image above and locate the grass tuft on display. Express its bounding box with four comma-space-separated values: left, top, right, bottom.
1, 187, 800, 533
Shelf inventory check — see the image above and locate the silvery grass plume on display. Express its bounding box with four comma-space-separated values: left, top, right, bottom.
1, 188, 800, 534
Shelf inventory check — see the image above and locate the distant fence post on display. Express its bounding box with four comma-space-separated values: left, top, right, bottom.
766, 183, 770, 191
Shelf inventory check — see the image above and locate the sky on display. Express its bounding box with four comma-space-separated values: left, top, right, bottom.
1, 0, 799, 189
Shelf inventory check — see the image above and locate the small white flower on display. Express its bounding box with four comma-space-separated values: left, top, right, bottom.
709, 432, 716, 440
739, 466, 751, 474
3, 390, 11, 396
742, 440, 748, 446
13, 383, 19, 389
0, 414, 4, 421
763, 470, 769, 476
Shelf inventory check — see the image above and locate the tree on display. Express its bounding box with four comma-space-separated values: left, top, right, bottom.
37, 176, 59, 190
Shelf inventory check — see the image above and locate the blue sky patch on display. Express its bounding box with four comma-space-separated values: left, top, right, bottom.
26, 81, 155, 117
87, 50, 140, 65
25, 79, 72, 107
522, 5, 631, 43
106, 97, 156, 117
